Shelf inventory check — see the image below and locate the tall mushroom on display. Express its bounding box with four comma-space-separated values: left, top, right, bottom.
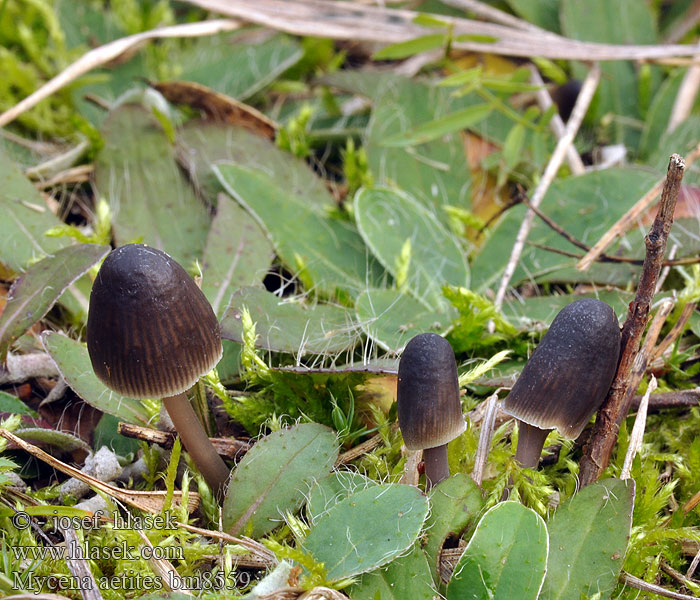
87, 244, 230, 498
504, 298, 621, 469
397, 333, 466, 489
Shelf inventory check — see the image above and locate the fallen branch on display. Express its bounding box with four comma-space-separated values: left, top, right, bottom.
578, 154, 685, 486
117, 422, 250, 460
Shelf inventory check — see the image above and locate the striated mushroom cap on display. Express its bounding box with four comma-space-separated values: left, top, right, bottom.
504, 298, 621, 440
397, 333, 466, 451
87, 244, 222, 399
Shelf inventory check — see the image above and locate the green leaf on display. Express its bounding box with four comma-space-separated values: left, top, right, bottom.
0, 152, 69, 272
177, 33, 303, 101
505, 0, 561, 33
413, 13, 451, 28
215, 163, 383, 299
355, 288, 454, 353
304, 483, 429, 580
382, 104, 492, 147
220, 287, 360, 356
349, 544, 436, 600
561, 0, 657, 147
373, 34, 446, 60
94, 105, 210, 267
176, 120, 336, 212
0, 244, 109, 363
0, 391, 37, 417
306, 471, 377, 525
201, 195, 274, 319
502, 123, 527, 170
446, 501, 548, 600
41, 332, 151, 426
471, 168, 659, 291
223, 423, 338, 537
366, 77, 473, 219
355, 187, 469, 310
503, 291, 630, 330
539, 478, 634, 600
423, 474, 484, 582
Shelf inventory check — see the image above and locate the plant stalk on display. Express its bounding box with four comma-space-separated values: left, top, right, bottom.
162, 392, 230, 501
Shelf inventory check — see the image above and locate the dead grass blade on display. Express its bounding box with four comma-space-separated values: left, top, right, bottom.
184, 0, 700, 61
0, 429, 200, 514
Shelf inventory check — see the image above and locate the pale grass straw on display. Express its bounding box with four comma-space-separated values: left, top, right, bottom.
620, 375, 656, 480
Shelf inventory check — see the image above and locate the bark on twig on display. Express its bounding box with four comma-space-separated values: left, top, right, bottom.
578, 155, 685, 487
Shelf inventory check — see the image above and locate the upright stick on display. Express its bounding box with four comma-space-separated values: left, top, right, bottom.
578, 154, 685, 486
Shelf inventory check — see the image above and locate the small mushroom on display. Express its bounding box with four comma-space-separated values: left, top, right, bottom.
87, 244, 230, 498
397, 333, 466, 489
504, 298, 621, 469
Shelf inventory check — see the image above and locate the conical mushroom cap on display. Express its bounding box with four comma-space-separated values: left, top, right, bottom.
504, 298, 621, 440
397, 333, 466, 451
87, 244, 222, 399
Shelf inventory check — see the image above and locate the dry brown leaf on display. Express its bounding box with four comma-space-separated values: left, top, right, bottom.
0, 429, 200, 513
151, 80, 277, 139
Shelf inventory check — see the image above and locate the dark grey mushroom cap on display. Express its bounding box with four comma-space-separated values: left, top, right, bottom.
87, 244, 222, 399
504, 298, 621, 439
397, 333, 466, 451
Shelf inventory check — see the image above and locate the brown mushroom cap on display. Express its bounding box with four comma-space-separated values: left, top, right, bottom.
504, 298, 621, 440
87, 244, 222, 399
397, 333, 466, 451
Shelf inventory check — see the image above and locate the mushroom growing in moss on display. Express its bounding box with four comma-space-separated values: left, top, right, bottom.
87, 244, 230, 498
504, 298, 621, 469
397, 333, 466, 489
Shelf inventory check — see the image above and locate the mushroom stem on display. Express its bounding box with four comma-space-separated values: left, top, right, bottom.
162, 392, 230, 499
423, 445, 450, 490
514, 422, 552, 469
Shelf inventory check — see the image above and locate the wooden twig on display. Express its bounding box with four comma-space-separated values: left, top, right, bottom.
622, 572, 700, 600
494, 63, 601, 310
578, 155, 685, 487
632, 388, 700, 410
117, 422, 251, 460
524, 199, 700, 266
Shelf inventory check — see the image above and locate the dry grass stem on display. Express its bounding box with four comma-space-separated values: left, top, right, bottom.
621, 375, 656, 480
527, 65, 585, 175
494, 63, 601, 310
